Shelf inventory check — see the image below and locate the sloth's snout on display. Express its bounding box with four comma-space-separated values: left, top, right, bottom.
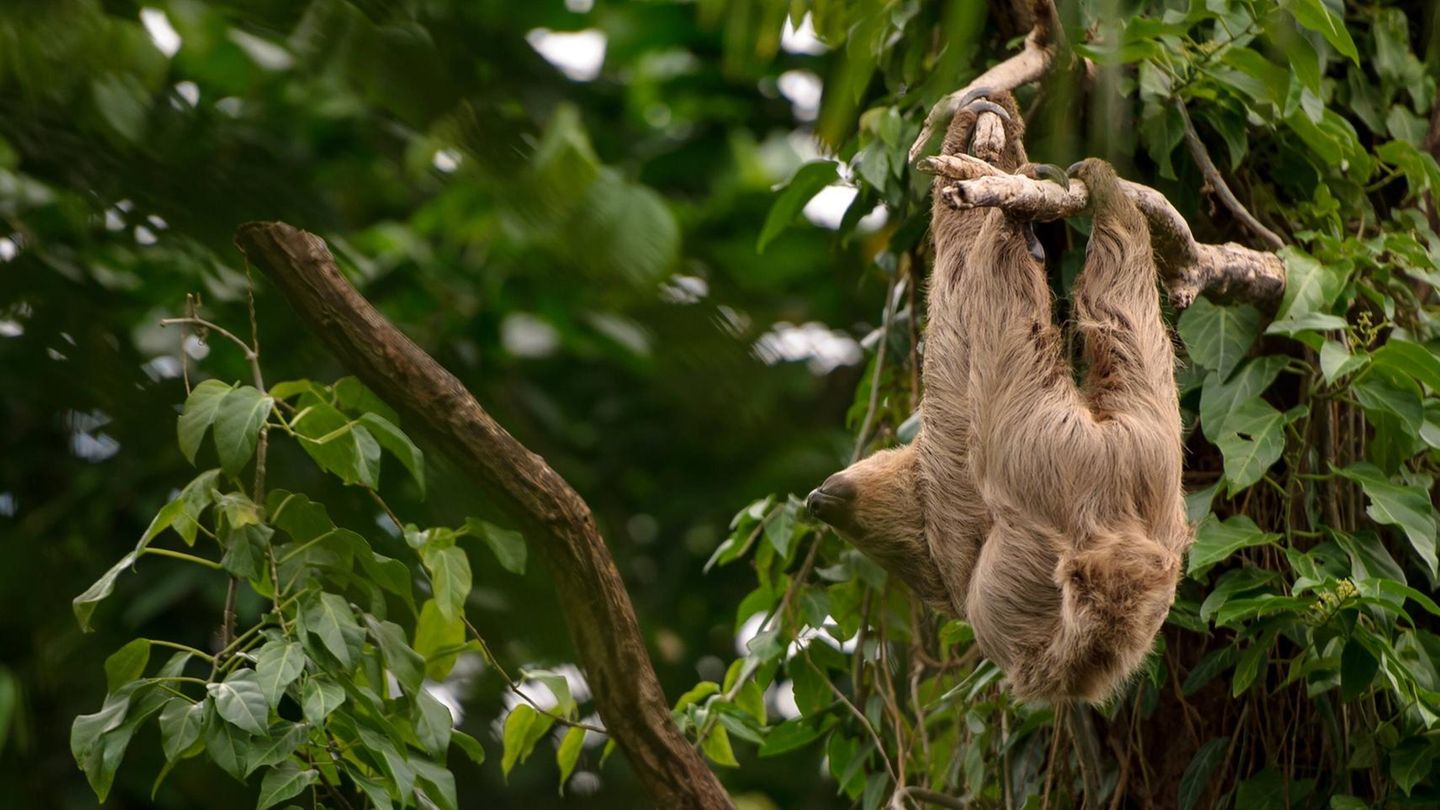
806, 473, 856, 523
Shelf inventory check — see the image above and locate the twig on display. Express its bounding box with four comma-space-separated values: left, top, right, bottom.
804, 652, 899, 784
1069, 703, 1105, 809
852, 277, 901, 464
916, 154, 1286, 308
893, 787, 966, 809
158, 317, 265, 392
1176, 102, 1284, 250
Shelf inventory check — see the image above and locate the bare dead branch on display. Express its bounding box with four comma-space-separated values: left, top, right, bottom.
909, 0, 1060, 164
917, 155, 1286, 308
233, 222, 734, 810
1176, 103, 1284, 251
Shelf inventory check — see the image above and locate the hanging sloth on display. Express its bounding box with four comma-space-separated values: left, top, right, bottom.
807, 92, 1191, 704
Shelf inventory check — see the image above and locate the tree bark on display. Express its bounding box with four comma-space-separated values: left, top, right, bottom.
235, 222, 733, 810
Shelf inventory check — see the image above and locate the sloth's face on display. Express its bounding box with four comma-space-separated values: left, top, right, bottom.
805, 472, 861, 535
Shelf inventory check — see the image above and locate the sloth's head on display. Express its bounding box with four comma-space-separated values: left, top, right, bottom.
805, 448, 911, 541
805, 445, 953, 612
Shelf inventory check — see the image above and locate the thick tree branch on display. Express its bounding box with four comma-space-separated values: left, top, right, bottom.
909, 0, 1060, 164
918, 154, 1286, 309
234, 222, 733, 810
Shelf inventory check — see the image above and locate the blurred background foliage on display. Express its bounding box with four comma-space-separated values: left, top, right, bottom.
0, 0, 885, 806
5, 0, 1440, 808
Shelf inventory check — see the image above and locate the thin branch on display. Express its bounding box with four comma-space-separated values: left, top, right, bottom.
158, 317, 265, 392
917, 154, 1286, 308
893, 787, 966, 809
1176, 102, 1284, 250
909, 0, 1061, 164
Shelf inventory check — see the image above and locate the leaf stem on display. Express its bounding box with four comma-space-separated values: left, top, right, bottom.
142, 546, 223, 570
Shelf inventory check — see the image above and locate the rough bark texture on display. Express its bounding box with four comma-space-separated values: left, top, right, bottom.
235, 222, 733, 810
918, 154, 1286, 309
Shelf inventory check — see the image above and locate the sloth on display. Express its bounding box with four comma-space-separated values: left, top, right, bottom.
806, 92, 1190, 703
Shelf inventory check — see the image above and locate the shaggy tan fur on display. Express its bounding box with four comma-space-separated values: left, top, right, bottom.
807, 95, 1190, 703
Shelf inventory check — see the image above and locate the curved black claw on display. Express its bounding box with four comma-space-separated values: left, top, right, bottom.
964, 99, 1011, 122
1026, 163, 1070, 191
955, 85, 995, 110
1025, 224, 1046, 262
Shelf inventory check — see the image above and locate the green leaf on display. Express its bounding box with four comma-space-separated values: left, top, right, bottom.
177, 379, 233, 464
1265, 311, 1348, 336
291, 401, 381, 487
1214, 398, 1290, 494
104, 639, 150, 693
221, 522, 272, 580
358, 413, 425, 495
245, 722, 308, 776
1177, 298, 1260, 380
1334, 463, 1439, 580
1339, 637, 1378, 702
556, 725, 586, 790
73, 552, 138, 633
256, 763, 318, 810
1320, 340, 1366, 384
1234, 766, 1286, 810
1199, 567, 1276, 623
1232, 636, 1270, 696
501, 705, 555, 778
303, 592, 363, 668
701, 724, 739, 767
1280, 0, 1359, 62
528, 670, 576, 717
158, 697, 207, 762
1177, 736, 1229, 810
208, 669, 269, 735
363, 615, 425, 695
1372, 339, 1440, 393
759, 718, 822, 757
1198, 356, 1288, 440
254, 641, 305, 709
71, 687, 133, 769
424, 545, 471, 623
1330, 796, 1368, 810
1276, 246, 1347, 321
464, 517, 527, 575
414, 599, 465, 681
415, 688, 454, 756
213, 385, 273, 476
204, 705, 251, 780
414, 759, 458, 810
451, 729, 486, 765
757, 161, 840, 252
1390, 738, 1438, 795
1188, 515, 1279, 576
301, 677, 346, 724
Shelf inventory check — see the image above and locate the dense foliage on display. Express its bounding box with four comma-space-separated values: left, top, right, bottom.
2, 0, 1439, 808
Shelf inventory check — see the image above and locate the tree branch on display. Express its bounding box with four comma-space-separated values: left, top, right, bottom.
917, 154, 1286, 308
233, 222, 733, 810
909, 0, 1061, 164
1176, 102, 1284, 251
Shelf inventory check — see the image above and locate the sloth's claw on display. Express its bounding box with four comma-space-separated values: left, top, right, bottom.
955, 85, 995, 111
1026, 163, 1070, 191
1025, 224, 1045, 262
963, 99, 1011, 122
